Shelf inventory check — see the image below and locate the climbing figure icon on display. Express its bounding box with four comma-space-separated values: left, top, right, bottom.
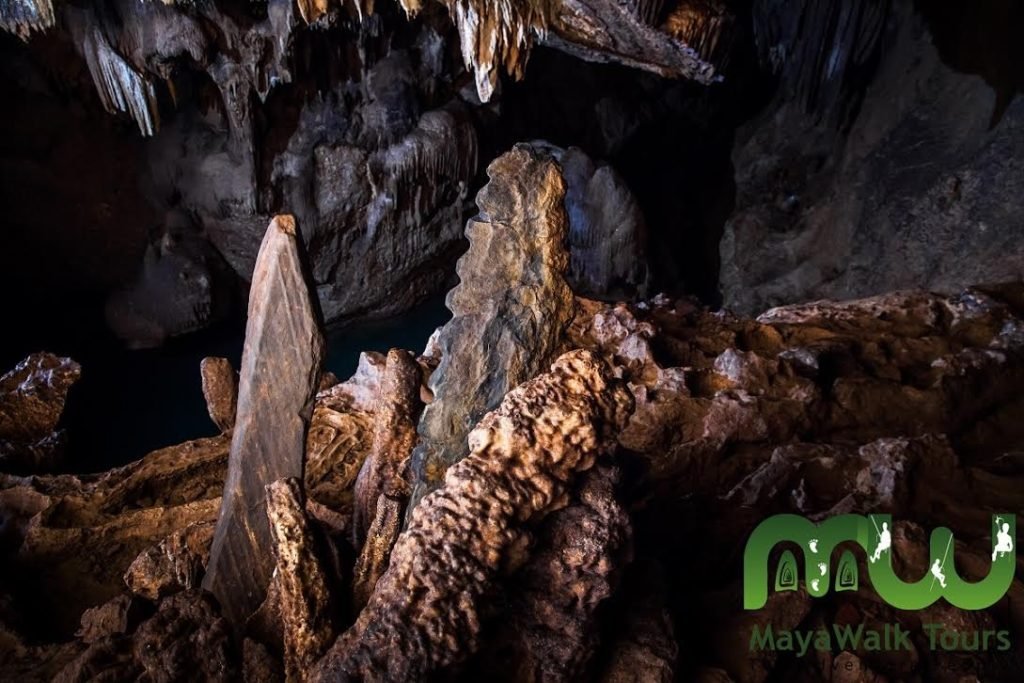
993, 517, 1014, 561
930, 559, 947, 588
869, 520, 891, 563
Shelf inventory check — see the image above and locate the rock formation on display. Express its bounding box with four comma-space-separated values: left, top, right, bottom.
199, 357, 238, 434
266, 478, 337, 682
2, 280, 1024, 680
408, 144, 577, 506
311, 349, 633, 681
399, 0, 729, 103
105, 225, 233, 348
0, 352, 81, 473
351, 348, 421, 545
204, 215, 325, 629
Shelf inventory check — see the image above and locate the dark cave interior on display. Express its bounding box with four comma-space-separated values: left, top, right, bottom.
1, 1, 1023, 682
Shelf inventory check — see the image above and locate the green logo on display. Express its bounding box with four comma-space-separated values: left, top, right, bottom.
744, 514, 1016, 610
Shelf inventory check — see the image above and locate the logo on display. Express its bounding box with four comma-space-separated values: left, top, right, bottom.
743, 513, 1016, 611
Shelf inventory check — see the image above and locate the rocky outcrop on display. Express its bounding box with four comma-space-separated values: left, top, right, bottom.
312, 350, 633, 681
720, 1, 1024, 315
199, 357, 238, 433
2, 281, 1024, 681
409, 144, 577, 506
352, 348, 421, 545
204, 215, 325, 629
0, 352, 81, 473
267, 478, 337, 683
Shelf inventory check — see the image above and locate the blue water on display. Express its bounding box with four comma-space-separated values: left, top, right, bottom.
4, 295, 449, 474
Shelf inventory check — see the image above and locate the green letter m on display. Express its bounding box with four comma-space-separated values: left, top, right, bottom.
743, 514, 871, 610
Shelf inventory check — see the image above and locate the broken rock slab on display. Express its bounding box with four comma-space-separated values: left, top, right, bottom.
203, 215, 325, 629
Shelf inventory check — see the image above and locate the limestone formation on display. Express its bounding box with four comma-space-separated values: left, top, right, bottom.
720, 1, 1024, 315
124, 521, 215, 601
53, 590, 237, 683
305, 353, 382, 516
200, 358, 238, 433
266, 478, 337, 683
312, 350, 633, 681
2, 281, 1024, 681
204, 215, 326, 629
470, 464, 634, 681
352, 348, 421, 545
0, 352, 80, 472
399, 0, 727, 102
349, 494, 403, 614
409, 143, 577, 506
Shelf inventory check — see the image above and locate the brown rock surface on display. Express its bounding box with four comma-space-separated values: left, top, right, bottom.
352, 348, 421, 545
3, 281, 1024, 682
200, 357, 238, 433
204, 215, 326, 629
349, 494, 403, 614
409, 143, 577, 507
471, 464, 633, 682
0, 352, 81, 472
312, 349, 633, 681
266, 478, 337, 683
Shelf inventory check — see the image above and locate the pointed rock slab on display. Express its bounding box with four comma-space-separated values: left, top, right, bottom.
203, 215, 325, 629
408, 143, 576, 511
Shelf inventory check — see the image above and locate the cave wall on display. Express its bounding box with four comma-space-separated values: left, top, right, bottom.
2, 0, 1022, 344
719, 0, 1024, 315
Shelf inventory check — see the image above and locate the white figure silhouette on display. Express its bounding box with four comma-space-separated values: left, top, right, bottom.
870, 522, 891, 563
809, 539, 819, 554
993, 521, 1013, 561
931, 559, 947, 588
818, 562, 828, 576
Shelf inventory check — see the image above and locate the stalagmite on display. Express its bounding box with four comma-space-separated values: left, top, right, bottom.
352, 348, 420, 545
349, 494, 403, 613
267, 478, 337, 683
311, 349, 633, 681
408, 143, 576, 509
0, 0, 54, 39
203, 215, 326, 629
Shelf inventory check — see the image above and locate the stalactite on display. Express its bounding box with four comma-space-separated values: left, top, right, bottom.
66, 8, 161, 136
0, 0, 55, 39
